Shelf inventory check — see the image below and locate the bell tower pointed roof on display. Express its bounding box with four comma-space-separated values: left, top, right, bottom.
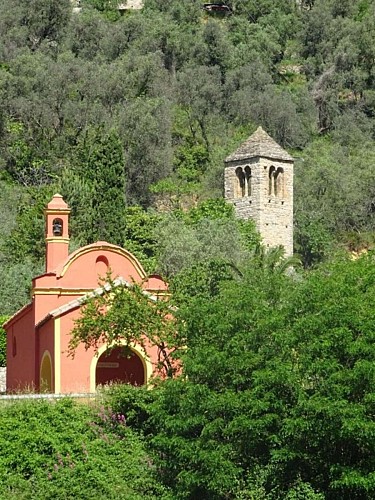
225, 126, 294, 163
46, 193, 69, 211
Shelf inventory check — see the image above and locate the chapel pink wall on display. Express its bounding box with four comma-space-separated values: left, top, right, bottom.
33, 246, 166, 291
7, 241, 169, 394
6, 307, 36, 392
57, 309, 163, 393
59, 310, 93, 393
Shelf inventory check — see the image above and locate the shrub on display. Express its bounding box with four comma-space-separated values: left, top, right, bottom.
0, 315, 8, 367
0, 398, 171, 499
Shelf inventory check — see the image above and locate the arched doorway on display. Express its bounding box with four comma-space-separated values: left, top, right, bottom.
40, 351, 53, 392
95, 346, 145, 387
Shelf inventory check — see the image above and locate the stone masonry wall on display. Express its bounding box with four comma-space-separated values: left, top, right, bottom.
225, 156, 293, 256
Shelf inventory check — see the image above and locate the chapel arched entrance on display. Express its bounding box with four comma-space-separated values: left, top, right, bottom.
95, 347, 145, 387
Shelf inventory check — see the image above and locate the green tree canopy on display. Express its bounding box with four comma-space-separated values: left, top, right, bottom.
147, 253, 375, 499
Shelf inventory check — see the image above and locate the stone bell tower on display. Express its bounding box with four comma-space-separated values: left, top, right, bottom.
224, 126, 294, 256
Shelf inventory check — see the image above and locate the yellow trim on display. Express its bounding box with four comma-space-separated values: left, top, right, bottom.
33, 288, 93, 296
60, 245, 146, 279
45, 237, 70, 244
54, 318, 61, 394
40, 350, 53, 392
89, 342, 152, 393
44, 209, 71, 215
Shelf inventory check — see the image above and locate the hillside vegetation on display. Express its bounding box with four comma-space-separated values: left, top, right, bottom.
0, 2, 375, 498
0, 0, 374, 311
1, 252, 375, 499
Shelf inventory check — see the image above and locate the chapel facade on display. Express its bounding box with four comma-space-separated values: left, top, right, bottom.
224, 126, 294, 256
5, 194, 168, 394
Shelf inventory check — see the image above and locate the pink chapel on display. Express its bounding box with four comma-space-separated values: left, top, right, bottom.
4, 194, 168, 394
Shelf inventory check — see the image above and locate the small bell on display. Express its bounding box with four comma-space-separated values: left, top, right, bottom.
52, 218, 63, 237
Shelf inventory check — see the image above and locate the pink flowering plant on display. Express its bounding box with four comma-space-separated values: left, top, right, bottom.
91, 404, 127, 440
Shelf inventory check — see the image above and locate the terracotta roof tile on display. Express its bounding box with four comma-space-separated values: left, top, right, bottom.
35, 277, 161, 328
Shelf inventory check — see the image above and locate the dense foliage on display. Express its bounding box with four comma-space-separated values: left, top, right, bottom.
0, 2, 375, 499
0, 397, 171, 499
100, 252, 375, 500
2, 252, 374, 498
0, 315, 7, 367
0, 0, 374, 313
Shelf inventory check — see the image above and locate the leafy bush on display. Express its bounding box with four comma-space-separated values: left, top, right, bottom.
0, 315, 7, 367
101, 384, 156, 434
148, 254, 375, 499
0, 398, 171, 499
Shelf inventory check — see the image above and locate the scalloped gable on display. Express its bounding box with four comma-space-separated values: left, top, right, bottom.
225, 126, 294, 163
54, 241, 147, 279
32, 242, 168, 297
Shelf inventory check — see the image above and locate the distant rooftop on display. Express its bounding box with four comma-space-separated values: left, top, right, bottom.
225, 126, 294, 163
203, 3, 231, 13
71, 0, 143, 12
118, 0, 143, 10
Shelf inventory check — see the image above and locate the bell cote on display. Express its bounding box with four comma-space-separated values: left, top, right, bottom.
45, 194, 71, 272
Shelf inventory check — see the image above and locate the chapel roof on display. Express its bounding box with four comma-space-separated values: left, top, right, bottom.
225, 126, 294, 163
3, 302, 32, 329
35, 276, 162, 328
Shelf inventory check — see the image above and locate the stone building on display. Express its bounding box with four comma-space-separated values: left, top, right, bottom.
224, 126, 294, 256
71, 0, 143, 13
118, 0, 143, 10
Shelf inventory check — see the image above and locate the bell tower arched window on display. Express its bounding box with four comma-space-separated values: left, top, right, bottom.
235, 166, 252, 198
52, 218, 63, 237
275, 167, 284, 198
244, 166, 251, 196
235, 167, 245, 198
268, 166, 276, 196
